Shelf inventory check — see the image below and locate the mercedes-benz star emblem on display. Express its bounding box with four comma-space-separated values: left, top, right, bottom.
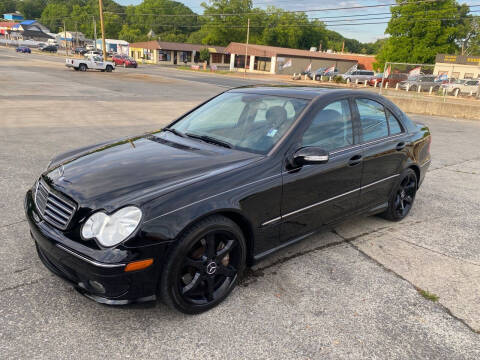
206, 262, 217, 275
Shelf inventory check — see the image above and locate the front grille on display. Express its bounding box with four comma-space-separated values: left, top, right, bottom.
34, 179, 76, 230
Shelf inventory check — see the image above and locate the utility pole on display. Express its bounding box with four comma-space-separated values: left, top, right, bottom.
93, 16, 97, 50
75, 22, 78, 48
98, 0, 107, 61
244, 17, 250, 78
63, 20, 68, 57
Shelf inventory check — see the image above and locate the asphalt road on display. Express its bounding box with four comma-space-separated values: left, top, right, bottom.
1, 47, 479, 359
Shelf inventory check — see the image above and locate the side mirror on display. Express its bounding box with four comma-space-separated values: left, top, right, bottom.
293, 147, 329, 166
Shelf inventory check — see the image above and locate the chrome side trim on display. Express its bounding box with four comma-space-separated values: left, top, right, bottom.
420, 159, 431, 167
56, 244, 125, 268
144, 173, 282, 223
360, 174, 400, 189
260, 174, 400, 226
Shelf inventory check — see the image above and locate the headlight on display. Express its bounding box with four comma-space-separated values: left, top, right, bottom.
81, 206, 142, 247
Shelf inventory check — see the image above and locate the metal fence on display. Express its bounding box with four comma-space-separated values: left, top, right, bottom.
379, 61, 480, 99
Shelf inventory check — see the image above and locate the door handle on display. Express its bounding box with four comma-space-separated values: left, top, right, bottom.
396, 142, 406, 151
348, 154, 362, 166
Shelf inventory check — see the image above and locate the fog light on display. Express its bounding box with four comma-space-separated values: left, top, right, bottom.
89, 280, 106, 294
125, 259, 153, 272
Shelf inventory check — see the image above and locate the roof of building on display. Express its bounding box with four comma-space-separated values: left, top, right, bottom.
128, 40, 226, 53
19, 20, 37, 26
225, 42, 357, 62
0, 21, 16, 28
98, 39, 129, 45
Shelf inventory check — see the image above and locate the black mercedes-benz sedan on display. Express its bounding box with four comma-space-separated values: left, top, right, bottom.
25, 86, 431, 313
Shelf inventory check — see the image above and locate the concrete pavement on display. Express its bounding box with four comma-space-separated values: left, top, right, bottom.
1, 47, 479, 359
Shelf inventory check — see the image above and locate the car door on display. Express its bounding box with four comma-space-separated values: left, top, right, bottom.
353, 97, 409, 211
280, 97, 363, 243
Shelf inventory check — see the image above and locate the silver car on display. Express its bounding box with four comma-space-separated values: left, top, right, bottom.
448, 79, 479, 95
341, 70, 375, 83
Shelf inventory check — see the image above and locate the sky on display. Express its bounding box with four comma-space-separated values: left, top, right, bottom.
117, 0, 480, 43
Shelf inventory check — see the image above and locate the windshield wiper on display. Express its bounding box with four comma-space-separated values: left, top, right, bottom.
185, 132, 232, 149
163, 127, 186, 138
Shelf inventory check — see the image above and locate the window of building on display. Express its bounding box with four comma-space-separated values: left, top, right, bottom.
211, 53, 223, 63
464, 73, 474, 79
158, 50, 171, 62
452, 72, 460, 79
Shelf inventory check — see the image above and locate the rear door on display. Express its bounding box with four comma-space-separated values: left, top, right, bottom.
353, 97, 409, 211
280, 97, 363, 242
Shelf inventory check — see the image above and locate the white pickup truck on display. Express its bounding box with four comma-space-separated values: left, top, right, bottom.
65, 55, 115, 72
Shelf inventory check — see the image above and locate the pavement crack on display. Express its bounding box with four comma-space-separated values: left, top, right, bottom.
0, 219, 27, 229
0, 277, 46, 293
428, 157, 480, 172
336, 230, 480, 335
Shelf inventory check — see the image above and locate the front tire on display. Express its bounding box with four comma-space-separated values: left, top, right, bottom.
106, 65, 113, 72
160, 215, 247, 314
381, 169, 417, 221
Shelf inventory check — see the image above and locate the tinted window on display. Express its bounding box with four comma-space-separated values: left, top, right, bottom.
302, 100, 353, 151
356, 98, 389, 142
387, 110, 403, 135
172, 93, 309, 154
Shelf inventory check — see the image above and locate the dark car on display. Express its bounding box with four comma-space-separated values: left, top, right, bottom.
25, 87, 431, 314
73, 47, 87, 55
112, 54, 138, 68
16, 46, 31, 53
41, 45, 58, 53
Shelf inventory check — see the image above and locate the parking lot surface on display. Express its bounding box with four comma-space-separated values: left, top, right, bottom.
1, 48, 479, 359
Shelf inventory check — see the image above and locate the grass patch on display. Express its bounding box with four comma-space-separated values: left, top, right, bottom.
417, 288, 439, 302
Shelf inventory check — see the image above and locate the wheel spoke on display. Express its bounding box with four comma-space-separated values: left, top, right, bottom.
183, 256, 204, 270
404, 195, 413, 205
215, 239, 236, 262
217, 264, 237, 277
205, 234, 216, 259
206, 276, 215, 301
182, 272, 201, 295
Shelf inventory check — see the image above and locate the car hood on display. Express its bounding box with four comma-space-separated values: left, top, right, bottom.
44, 132, 262, 210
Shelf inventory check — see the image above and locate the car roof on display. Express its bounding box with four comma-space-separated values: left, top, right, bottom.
228, 85, 377, 100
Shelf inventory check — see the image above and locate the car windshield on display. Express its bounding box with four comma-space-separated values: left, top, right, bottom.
170, 92, 309, 154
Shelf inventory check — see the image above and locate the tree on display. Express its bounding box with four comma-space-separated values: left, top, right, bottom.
199, 47, 209, 63
118, 24, 144, 43
376, 0, 470, 68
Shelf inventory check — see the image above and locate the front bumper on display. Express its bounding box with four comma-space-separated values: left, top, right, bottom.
25, 189, 165, 305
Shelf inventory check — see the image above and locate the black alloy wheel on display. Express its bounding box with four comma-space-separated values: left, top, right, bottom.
382, 168, 417, 221
160, 215, 246, 314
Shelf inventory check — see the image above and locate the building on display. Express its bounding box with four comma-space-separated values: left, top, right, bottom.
128, 40, 229, 66
96, 39, 129, 55
56, 31, 86, 47
224, 42, 358, 75
3, 12, 24, 21
12, 20, 50, 33
0, 21, 15, 36
434, 54, 480, 79
327, 53, 376, 71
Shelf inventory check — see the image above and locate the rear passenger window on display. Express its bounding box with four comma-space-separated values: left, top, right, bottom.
386, 110, 403, 135
356, 98, 389, 142
302, 100, 353, 151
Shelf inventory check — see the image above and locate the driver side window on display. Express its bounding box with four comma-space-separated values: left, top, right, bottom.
301, 100, 353, 151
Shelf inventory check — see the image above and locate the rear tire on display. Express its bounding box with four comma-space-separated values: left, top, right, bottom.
160, 215, 247, 314
79, 63, 87, 72
381, 169, 417, 221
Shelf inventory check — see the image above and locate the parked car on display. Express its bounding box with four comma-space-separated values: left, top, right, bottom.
40, 45, 58, 53
342, 70, 375, 83
307, 67, 326, 80
367, 73, 408, 87
73, 47, 87, 55
65, 55, 115, 72
447, 79, 479, 95
112, 54, 138, 68
398, 75, 441, 91
441, 79, 466, 93
16, 46, 31, 53
84, 50, 102, 57
85, 44, 95, 51
25, 86, 431, 314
